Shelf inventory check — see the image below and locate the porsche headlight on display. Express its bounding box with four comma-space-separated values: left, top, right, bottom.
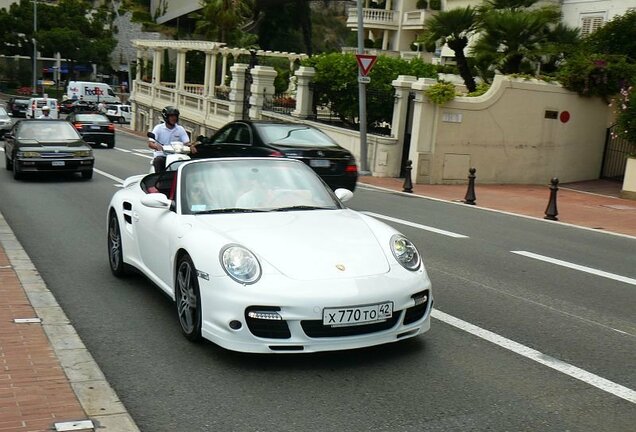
390, 234, 421, 271
75, 150, 92, 157
220, 245, 261, 284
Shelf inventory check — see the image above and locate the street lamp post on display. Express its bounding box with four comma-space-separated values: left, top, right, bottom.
32, 0, 37, 96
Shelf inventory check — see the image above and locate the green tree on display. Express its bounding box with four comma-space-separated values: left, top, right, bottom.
421, 6, 479, 92
304, 53, 437, 127
585, 10, 636, 61
472, 7, 560, 75
193, 0, 255, 45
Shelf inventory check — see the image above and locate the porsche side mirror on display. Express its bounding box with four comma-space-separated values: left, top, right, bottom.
141, 193, 172, 209
4, 133, 13, 140
334, 188, 353, 203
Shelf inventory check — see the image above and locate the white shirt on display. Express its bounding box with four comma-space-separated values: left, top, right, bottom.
151, 122, 190, 157
38, 114, 52, 119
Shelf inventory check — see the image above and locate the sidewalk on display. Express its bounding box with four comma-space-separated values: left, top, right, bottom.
0, 215, 139, 432
358, 177, 636, 237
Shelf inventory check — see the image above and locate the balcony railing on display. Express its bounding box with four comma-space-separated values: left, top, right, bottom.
347, 8, 398, 28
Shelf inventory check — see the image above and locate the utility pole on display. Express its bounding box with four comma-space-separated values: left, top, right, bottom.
32, 0, 37, 96
357, 0, 370, 174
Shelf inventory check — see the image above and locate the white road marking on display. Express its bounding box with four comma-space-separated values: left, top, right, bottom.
357, 184, 636, 241
93, 168, 124, 184
114, 147, 131, 153
432, 309, 636, 404
363, 211, 469, 238
131, 150, 153, 159
511, 251, 636, 286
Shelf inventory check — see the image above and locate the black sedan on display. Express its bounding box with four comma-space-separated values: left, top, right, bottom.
67, 112, 115, 148
193, 120, 358, 191
6, 97, 29, 117
3, 119, 94, 180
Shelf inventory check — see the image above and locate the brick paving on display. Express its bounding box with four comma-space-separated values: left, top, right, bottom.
359, 177, 636, 237
0, 249, 89, 432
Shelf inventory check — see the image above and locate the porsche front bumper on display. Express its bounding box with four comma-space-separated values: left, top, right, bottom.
198, 270, 433, 353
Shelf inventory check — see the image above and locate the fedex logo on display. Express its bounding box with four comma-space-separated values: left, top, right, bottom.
70, 86, 79, 93
84, 86, 104, 96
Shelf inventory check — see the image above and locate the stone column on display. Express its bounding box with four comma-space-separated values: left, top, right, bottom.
152, 48, 163, 87
249, 66, 278, 119
228, 63, 248, 121
135, 49, 143, 82
205, 52, 218, 98
408, 78, 438, 184
175, 49, 187, 92
221, 53, 229, 87
383, 30, 389, 50
291, 66, 315, 119
390, 75, 416, 143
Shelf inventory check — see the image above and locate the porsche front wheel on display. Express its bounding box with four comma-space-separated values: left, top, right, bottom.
108, 211, 128, 277
175, 254, 202, 342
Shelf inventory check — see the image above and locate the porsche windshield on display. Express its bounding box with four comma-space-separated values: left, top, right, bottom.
17, 121, 81, 141
180, 159, 341, 214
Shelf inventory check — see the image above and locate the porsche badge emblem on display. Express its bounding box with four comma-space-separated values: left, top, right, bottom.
336, 264, 345, 271
317, 151, 325, 157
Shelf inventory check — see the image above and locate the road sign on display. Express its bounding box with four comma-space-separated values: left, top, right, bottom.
356, 54, 378, 77
358, 76, 371, 84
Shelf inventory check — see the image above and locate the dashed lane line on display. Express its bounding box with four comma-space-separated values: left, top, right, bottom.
511, 250, 636, 286
363, 211, 469, 238
432, 309, 636, 404
93, 168, 124, 184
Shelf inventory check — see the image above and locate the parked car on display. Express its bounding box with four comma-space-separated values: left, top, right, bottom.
105, 104, 131, 123
107, 158, 432, 352
67, 112, 115, 148
26, 98, 59, 119
6, 97, 29, 117
3, 119, 94, 180
193, 121, 358, 191
0, 107, 12, 136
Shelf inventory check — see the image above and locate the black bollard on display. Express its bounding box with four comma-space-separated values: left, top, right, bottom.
544, 177, 559, 221
464, 168, 477, 205
402, 160, 413, 193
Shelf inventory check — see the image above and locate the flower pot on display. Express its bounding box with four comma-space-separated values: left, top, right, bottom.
620, 157, 636, 200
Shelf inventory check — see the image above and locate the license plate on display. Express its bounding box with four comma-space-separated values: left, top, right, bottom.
323, 302, 393, 327
52, 161, 65, 167
310, 159, 330, 168
90, 125, 101, 130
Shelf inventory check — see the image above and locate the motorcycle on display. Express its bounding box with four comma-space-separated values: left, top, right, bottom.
147, 132, 192, 173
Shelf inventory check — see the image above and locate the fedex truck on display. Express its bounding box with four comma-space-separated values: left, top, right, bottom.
66, 81, 120, 103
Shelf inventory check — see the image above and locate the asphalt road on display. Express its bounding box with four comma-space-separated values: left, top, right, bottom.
0, 126, 635, 431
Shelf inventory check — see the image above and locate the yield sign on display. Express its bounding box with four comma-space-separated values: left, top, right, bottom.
356, 54, 378, 77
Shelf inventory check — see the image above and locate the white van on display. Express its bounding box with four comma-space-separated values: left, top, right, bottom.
67, 81, 120, 104
26, 98, 59, 119
105, 104, 132, 123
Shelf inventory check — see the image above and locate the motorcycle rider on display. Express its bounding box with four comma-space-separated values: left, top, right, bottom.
148, 106, 195, 173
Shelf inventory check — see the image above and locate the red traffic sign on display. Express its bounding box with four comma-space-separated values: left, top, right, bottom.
356, 54, 378, 77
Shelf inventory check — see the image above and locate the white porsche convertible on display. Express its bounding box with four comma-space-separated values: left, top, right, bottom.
107, 158, 433, 353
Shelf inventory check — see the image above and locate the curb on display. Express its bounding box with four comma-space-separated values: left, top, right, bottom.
0, 213, 140, 432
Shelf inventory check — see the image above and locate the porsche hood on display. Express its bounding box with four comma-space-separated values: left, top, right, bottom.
196, 210, 390, 280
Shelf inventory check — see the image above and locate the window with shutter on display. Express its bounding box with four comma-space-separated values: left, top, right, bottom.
580, 14, 606, 36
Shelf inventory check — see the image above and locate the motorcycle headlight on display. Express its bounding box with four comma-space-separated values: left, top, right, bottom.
220, 245, 261, 284
390, 234, 421, 271
74, 150, 92, 157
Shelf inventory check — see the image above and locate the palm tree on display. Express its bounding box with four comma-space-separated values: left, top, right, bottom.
423, 6, 480, 92
193, 0, 254, 44
473, 6, 561, 75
